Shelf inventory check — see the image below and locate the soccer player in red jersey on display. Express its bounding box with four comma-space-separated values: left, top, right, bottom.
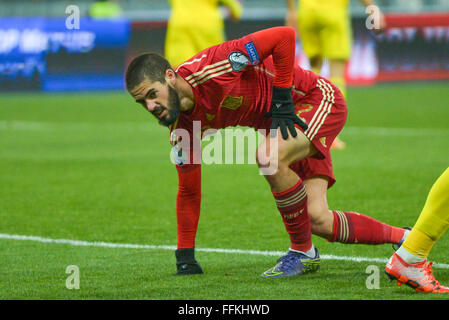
125, 27, 408, 277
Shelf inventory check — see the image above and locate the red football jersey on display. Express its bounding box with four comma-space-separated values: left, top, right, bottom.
170, 27, 323, 249
170, 31, 319, 166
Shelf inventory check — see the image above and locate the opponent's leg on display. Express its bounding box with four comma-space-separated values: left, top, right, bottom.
328, 59, 347, 150
302, 175, 332, 238
309, 55, 323, 76
401, 167, 449, 259
386, 167, 449, 293
328, 58, 347, 99
322, 6, 351, 151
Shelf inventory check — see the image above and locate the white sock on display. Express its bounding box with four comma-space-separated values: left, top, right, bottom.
400, 229, 411, 244
396, 246, 425, 264
290, 244, 316, 258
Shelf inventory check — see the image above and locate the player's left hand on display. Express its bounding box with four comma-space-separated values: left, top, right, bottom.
266, 86, 308, 140
175, 248, 203, 275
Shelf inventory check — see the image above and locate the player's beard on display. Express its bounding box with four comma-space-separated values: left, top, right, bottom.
158, 85, 181, 127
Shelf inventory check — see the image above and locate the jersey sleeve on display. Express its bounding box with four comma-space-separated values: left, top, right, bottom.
214, 26, 296, 88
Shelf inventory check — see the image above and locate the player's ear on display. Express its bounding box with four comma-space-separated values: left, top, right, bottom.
165, 68, 177, 86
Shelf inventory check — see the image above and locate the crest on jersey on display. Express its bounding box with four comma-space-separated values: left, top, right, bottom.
221, 95, 243, 110
228, 51, 250, 72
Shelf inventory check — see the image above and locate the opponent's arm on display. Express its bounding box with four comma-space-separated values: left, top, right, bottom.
249, 27, 308, 139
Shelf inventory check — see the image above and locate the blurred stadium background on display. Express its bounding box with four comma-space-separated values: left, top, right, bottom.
1, 0, 449, 91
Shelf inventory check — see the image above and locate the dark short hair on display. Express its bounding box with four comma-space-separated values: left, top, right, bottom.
125, 53, 173, 91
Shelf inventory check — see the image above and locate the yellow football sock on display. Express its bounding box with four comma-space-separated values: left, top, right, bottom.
402, 167, 449, 259
402, 229, 435, 260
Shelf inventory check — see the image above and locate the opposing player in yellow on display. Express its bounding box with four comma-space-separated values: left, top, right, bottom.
386, 167, 449, 293
165, 0, 243, 68
285, 0, 386, 149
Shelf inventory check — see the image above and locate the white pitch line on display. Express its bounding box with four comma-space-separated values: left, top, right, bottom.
1, 233, 449, 269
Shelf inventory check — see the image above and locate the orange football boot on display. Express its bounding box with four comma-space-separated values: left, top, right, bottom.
385, 252, 449, 293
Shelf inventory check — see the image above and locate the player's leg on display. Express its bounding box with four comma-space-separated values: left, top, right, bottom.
386, 167, 449, 293
291, 76, 407, 246
257, 128, 320, 277
320, 8, 351, 99
296, 165, 408, 245
328, 59, 347, 99
258, 129, 316, 192
402, 167, 449, 259
327, 58, 347, 150
257, 127, 316, 252
320, 8, 352, 150
297, 7, 322, 75
259, 74, 343, 266
328, 209, 407, 245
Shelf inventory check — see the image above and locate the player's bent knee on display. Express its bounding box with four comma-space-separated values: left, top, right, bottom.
256, 146, 274, 169
256, 149, 292, 180
278, 130, 317, 165
257, 131, 313, 170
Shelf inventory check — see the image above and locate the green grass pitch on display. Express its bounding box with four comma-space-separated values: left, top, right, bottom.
0, 82, 448, 300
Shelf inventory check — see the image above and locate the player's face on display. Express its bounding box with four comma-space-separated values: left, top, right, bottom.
131, 79, 181, 127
